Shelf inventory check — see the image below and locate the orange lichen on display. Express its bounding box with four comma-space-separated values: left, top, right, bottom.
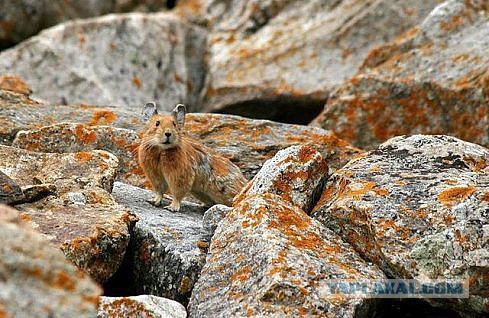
74, 125, 97, 144
179, 276, 192, 294
439, 15, 464, 32
89, 110, 117, 125
0, 75, 31, 95
479, 192, 489, 202
74, 152, 93, 162
438, 186, 477, 207
231, 266, 251, 282
132, 76, 142, 89
54, 271, 76, 291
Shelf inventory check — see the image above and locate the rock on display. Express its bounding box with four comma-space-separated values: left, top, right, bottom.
0, 170, 24, 204
111, 182, 208, 303
313, 0, 489, 149
0, 204, 102, 318
13, 122, 145, 187
0, 75, 31, 94
312, 135, 489, 316
0, 89, 140, 145
0, 0, 172, 48
0, 145, 138, 283
0, 12, 207, 110
202, 204, 230, 236
190, 195, 385, 318
98, 295, 187, 318
234, 145, 328, 212
177, 0, 440, 123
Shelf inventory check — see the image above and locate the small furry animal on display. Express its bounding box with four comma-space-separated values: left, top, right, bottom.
138, 102, 247, 212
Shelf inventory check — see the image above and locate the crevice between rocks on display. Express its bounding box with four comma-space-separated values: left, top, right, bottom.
214, 97, 326, 125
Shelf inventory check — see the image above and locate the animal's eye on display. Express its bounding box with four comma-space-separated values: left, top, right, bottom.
155, 120, 160, 127
172, 121, 176, 127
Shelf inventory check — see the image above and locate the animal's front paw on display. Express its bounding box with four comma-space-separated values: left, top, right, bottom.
165, 201, 181, 212
151, 194, 163, 207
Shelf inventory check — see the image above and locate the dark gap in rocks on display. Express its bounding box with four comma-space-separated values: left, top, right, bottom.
215, 98, 325, 125
166, 0, 178, 9
372, 299, 462, 318
102, 242, 137, 297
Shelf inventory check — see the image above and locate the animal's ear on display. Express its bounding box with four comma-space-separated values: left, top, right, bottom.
172, 104, 186, 128
141, 102, 158, 122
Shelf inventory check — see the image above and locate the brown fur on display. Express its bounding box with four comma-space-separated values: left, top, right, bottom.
138, 105, 247, 211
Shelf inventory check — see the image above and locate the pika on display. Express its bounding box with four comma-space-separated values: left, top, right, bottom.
137, 102, 247, 212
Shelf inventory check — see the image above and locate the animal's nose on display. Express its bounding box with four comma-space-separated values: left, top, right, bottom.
165, 132, 171, 137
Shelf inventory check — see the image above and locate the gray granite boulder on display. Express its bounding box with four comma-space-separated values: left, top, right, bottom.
98, 295, 187, 318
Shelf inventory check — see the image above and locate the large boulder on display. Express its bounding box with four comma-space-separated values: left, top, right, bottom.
176, 0, 441, 123
313, 0, 489, 149
0, 0, 172, 48
313, 135, 489, 316
98, 295, 187, 318
13, 123, 145, 187
189, 146, 386, 317
0, 204, 102, 318
112, 182, 208, 303
0, 145, 138, 283
0, 12, 207, 110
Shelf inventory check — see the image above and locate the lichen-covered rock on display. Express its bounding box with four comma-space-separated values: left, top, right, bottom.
313, 135, 489, 316
0, 75, 31, 94
98, 295, 187, 318
202, 204, 230, 236
0, 170, 24, 204
0, 12, 207, 110
112, 182, 208, 303
188, 145, 385, 317
313, 0, 489, 149
0, 0, 173, 48
177, 0, 440, 123
235, 145, 328, 212
0, 145, 138, 283
0, 204, 102, 318
0, 89, 140, 145
13, 123, 144, 187
189, 195, 385, 318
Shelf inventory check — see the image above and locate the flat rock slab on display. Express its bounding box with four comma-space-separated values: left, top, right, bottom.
0, 12, 207, 110
313, 0, 489, 149
0, 89, 140, 145
0, 145, 137, 283
112, 182, 208, 303
13, 122, 144, 187
0, 169, 24, 204
0, 204, 102, 318
313, 135, 489, 316
178, 0, 440, 122
98, 295, 187, 318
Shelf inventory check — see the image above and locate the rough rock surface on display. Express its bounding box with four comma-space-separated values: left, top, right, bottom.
0, 170, 24, 204
0, 145, 138, 283
177, 0, 441, 123
13, 123, 144, 187
313, 0, 489, 149
189, 146, 385, 317
0, 204, 102, 318
7, 99, 361, 180
0, 0, 172, 48
98, 295, 187, 318
313, 135, 489, 316
0, 12, 207, 110
202, 204, 231, 236
112, 182, 208, 303
235, 145, 328, 212
0, 89, 140, 145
